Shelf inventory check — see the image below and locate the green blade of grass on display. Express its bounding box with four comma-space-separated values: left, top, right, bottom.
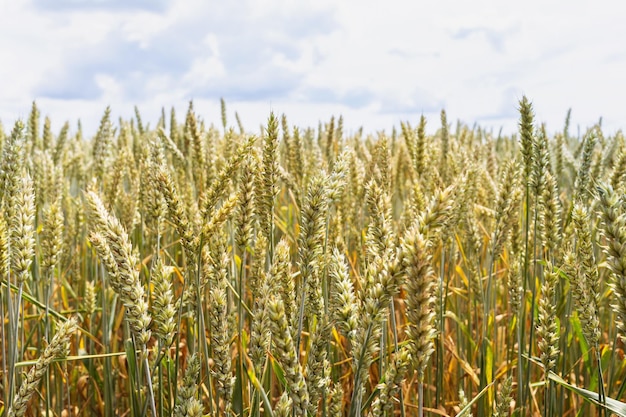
549, 372, 626, 416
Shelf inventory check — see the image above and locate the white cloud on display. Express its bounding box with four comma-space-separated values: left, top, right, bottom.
1, 0, 625, 137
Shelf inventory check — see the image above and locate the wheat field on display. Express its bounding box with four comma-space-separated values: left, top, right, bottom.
0, 98, 624, 417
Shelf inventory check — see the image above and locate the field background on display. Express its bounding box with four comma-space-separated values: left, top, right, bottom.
1, 98, 625, 417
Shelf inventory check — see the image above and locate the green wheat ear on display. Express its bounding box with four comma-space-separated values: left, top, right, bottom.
537, 263, 560, 377
401, 226, 436, 382
174, 354, 203, 417
518, 95, 535, 183
268, 296, 309, 416
9, 317, 78, 417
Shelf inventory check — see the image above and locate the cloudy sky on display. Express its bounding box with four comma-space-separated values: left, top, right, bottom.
1, 0, 625, 137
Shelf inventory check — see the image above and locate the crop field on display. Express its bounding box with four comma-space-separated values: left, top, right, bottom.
0, 98, 624, 417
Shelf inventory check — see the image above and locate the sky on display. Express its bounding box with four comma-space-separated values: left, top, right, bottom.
1, 0, 625, 138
